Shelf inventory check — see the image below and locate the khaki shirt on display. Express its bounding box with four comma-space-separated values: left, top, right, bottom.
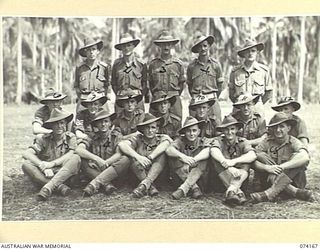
113, 109, 145, 135
29, 132, 76, 161
158, 112, 181, 139
74, 108, 103, 136
232, 112, 267, 140
290, 114, 309, 142
187, 57, 223, 95
148, 57, 185, 95
33, 106, 51, 125
171, 136, 214, 157
74, 60, 110, 95
212, 136, 253, 159
229, 61, 271, 102
198, 116, 220, 138
79, 129, 123, 160
128, 133, 172, 157
111, 57, 147, 95
255, 135, 308, 164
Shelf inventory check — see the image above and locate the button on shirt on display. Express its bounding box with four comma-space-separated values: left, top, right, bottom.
187, 58, 224, 95
32, 106, 51, 125
171, 136, 214, 157
113, 109, 145, 135
255, 135, 308, 164
111, 57, 147, 95
74, 61, 110, 94
79, 129, 123, 160
158, 112, 181, 139
29, 132, 77, 161
148, 57, 185, 95
229, 61, 271, 102
232, 112, 267, 140
128, 134, 172, 157
212, 136, 253, 159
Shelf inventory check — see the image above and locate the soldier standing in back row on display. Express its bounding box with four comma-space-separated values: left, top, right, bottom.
187, 35, 224, 123
229, 39, 272, 116
74, 38, 111, 113
148, 30, 185, 119
111, 33, 148, 112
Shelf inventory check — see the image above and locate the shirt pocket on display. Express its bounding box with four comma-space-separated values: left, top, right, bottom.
252, 73, 265, 94
79, 73, 90, 91
168, 69, 180, 90
130, 69, 143, 89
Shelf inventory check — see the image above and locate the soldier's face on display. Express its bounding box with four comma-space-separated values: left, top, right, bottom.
95, 117, 112, 133
185, 125, 200, 142
123, 99, 138, 112
85, 45, 99, 60
273, 123, 291, 140
195, 103, 210, 119
157, 100, 171, 114
52, 120, 67, 136
278, 105, 295, 115
243, 47, 258, 62
223, 125, 238, 142
87, 100, 101, 115
46, 100, 62, 111
198, 40, 210, 56
122, 42, 135, 56
142, 122, 158, 139
239, 101, 254, 116
160, 43, 174, 56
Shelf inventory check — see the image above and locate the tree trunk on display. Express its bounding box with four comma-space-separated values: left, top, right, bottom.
298, 16, 306, 103
59, 34, 63, 92
206, 18, 210, 36
317, 17, 320, 103
0, 16, 3, 103
271, 18, 278, 103
112, 18, 119, 64
55, 18, 59, 91
16, 17, 23, 104
41, 22, 45, 96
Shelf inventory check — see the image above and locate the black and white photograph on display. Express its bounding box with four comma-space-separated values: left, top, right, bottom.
2, 15, 320, 221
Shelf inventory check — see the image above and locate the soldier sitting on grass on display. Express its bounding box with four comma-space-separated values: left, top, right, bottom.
76, 109, 130, 196
22, 108, 81, 201
249, 112, 314, 203
166, 116, 213, 200
118, 113, 172, 198
271, 96, 309, 146
32, 88, 67, 136
210, 115, 257, 206
74, 91, 107, 139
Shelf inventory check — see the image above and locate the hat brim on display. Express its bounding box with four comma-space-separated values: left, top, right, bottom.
81, 96, 108, 107
116, 95, 143, 108
43, 113, 73, 129
136, 117, 164, 133
40, 94, 67, 105
115, 39, 140, 50
271, 101, 301, 112
91, 113, 117, 125
191, 36, 215, 53
237, 43, 264, 58
79, 41, 104, 57
267, 118, 297, 128
233, 95, 260, 107
150, 95, 177, 109
216, 122, 243, 132
189, 99, 215, 111
178, 120, 206, 134
154, 39, 180, 46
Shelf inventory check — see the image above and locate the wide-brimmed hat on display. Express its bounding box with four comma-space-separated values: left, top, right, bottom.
81, 91, 107, 107
150, 91, 177, 109
91, 109, 117, 125
189, 94, 215, 111
40, 88, 67, 105
271, 96, 301, 112
79, 37, 104, 57
115, 33, 141, 50
191, 35, 215, 53
216, 115, 243, 132
136, 113, 164, 133
178, 116, 206, 134
233, 93, 260, 107
267, 112, 297, 128
154, 30, 180, 46
115, 89, 143, 108
43, 108, 73, 129
237, 39, 264, 58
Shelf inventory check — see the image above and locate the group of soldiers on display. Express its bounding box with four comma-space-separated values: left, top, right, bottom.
21, 30, 314, 207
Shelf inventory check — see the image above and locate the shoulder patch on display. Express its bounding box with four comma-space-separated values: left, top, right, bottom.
170, 113, 181, 121
172, 58, 183, 65
253, 112, 262, 118
135, 57, 146, 65
209, 57, 218, 63
65, 131, 75, 138
99, 61, 110, 68
231, 64, 243, 72
257, 63, 269, 72
134, 109, 144, 115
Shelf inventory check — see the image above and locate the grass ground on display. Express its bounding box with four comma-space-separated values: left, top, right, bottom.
2, 102, 320, 220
